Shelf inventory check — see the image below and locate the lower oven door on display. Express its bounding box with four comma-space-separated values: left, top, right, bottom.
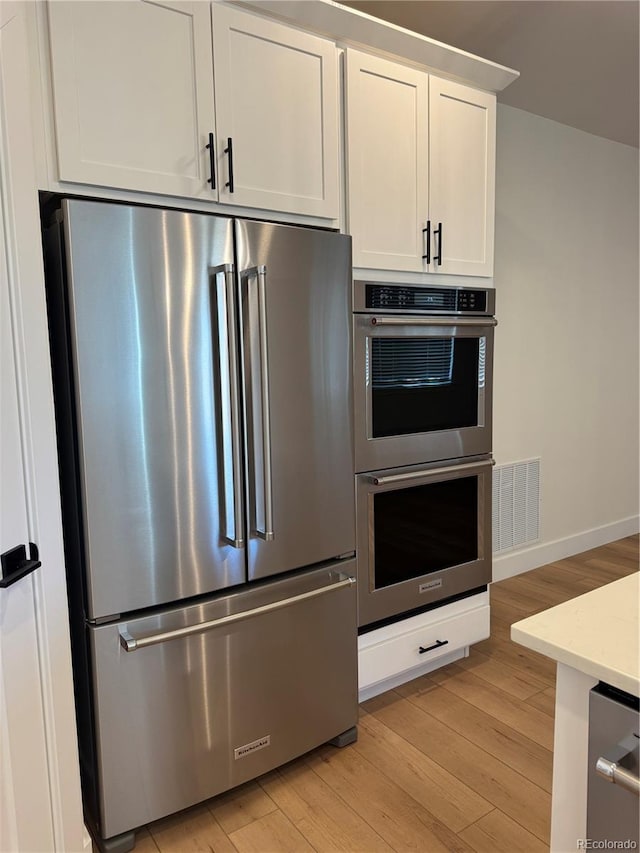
356, 457, 492, 629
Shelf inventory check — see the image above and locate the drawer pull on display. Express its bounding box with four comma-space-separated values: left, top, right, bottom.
419, 639, 449, 654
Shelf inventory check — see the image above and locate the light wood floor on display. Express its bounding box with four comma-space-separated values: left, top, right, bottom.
133, 535, 638, 853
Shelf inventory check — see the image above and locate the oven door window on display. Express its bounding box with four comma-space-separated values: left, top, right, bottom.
373, 476, 478, 588
370, 336, 482, 437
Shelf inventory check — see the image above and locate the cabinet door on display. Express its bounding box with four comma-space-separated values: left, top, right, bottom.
212, 4, 339, 218
345, 50, 428, 271
428, 77, 496, 277
48, 0, 216, 198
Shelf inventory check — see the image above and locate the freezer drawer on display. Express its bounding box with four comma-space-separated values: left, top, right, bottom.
90, 563, 357, 839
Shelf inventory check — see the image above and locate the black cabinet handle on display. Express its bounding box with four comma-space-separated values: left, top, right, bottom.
205, 132, 216, 190
434, 222, 443, 265
418, 639, 448, 654
421, 220, 431, 262
225, 137, 234, 194
1, 543, 41, 589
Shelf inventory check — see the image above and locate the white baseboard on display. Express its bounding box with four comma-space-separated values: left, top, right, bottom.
492, 515, 639, 582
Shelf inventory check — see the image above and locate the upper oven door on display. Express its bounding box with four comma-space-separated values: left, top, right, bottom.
353, 314, 496, 472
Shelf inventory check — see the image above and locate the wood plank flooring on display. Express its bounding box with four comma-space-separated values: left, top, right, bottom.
135, 536, 638, 853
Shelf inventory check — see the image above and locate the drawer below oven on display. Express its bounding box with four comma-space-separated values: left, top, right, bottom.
358, 591, 489, 699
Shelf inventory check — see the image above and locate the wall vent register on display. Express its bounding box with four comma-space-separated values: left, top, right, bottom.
492, 459, 541, 553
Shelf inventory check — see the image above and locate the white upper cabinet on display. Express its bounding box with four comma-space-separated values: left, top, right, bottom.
428, 77, 496, 277
47, 1, 340, 218
345, 48, 497, 276
211, 4, 339, 218
48, 1, 216, 199
345, 50, 428, 271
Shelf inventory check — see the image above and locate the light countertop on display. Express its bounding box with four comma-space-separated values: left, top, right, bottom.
511, 572, 639, 697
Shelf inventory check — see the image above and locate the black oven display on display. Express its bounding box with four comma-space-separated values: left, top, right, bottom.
372, 476, 478, 589
371, 337, 481, 437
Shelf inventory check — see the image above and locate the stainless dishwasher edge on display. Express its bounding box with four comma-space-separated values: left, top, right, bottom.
587, 683, 640, 845
89, 562, 358, 838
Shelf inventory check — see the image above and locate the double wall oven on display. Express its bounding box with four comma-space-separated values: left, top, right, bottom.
353, 281, 496, 629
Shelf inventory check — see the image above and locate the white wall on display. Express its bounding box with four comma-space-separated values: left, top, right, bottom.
493, 104, 639, 579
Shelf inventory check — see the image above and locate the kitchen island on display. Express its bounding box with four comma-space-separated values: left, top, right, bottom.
511, 572, 639, 853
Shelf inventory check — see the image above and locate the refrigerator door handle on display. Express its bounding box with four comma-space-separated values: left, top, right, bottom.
119, 574, 356, 651
212, 263, 245, 548
240, 264, 274, 542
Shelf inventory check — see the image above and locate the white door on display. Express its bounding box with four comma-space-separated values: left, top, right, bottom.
0, 5, 56, 847
0, 4, 85, 851
212, 4, 339, 218
48, 0, 217, 199
345, 49, 429, 271
0, 186, 54, 853
428, 76, 496, 277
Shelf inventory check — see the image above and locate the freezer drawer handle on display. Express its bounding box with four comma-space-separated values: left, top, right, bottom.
212, 263, 244, 548
118, 574, 356, 652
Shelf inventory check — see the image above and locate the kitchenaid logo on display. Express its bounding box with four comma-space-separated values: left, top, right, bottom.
419, 578, 443, 593
234, 735, 271, 760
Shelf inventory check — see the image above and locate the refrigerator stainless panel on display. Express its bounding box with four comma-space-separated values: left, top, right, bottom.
62, 200, 245, 619
235, 219, 355, 581
90, 562, 358, 838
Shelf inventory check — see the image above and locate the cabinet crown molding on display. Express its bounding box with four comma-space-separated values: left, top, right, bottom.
232, 0, 519, 93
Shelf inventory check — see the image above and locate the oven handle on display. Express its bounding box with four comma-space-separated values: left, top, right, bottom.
368, 458, 494, 486
370, 316, 497, 328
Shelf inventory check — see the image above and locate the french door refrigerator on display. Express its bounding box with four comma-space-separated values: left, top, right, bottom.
44, 199, 357, 851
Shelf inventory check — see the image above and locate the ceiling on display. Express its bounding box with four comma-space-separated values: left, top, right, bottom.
339, 1, 639, 147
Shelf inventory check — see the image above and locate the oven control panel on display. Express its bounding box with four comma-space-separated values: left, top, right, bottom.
356, 282, 494, 315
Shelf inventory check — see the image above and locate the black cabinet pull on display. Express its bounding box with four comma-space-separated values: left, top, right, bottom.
1, 543, 41, 589
421, 220, 431, 262
225, 137, 234, 194
434, 222, 443, 265
205, 132, 216, 190
418, 639, 448, 654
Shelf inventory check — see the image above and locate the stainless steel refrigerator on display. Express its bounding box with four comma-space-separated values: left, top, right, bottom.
44, 199, 357, 852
